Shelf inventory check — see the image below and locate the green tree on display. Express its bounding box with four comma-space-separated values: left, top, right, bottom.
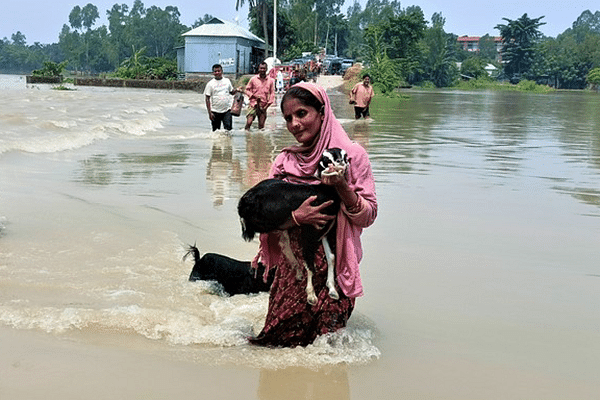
361, 5, 427, 90
478, 34, 499, 62
417, 12, 458, 87
571, 10, 600, 42
11, 32, 27, 47
587, 66, 600, 89
361, 0, 402, 27
382, 6, 427, 75
236, 0, 271, 56
192, 14, 215, 28
107, 4, 131, 67
287, 0, 316, 45
144, 5, 185, 57
69, 3, 100, 71
249, 0, 299, 59
32, 60, 68, 77
345, 0, 365, 58
530, 11, 600, 90
106, 1, 185, 68
460, 56, 488, 79
59, 24, 84, 71
495, 13, 546, 81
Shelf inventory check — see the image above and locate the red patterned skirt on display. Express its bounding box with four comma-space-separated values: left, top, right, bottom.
250, 229, 355, 348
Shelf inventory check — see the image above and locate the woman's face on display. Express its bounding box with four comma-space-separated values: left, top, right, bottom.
282, 97, 323, 146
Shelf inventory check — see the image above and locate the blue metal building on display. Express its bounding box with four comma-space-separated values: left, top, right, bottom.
178, 17, 266, 77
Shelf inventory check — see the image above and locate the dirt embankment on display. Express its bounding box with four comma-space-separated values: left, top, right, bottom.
316, 75, 344, 89
317, 64, 363, 94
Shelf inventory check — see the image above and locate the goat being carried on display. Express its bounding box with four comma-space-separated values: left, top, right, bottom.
237, 148, 348, 305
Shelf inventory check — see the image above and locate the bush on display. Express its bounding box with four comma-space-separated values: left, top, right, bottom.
364, 58, 401, 94
460, 57, 488, 79
112, 54, 178, 81
455, 76, 497, 90
587, 67, 600, 89
516, 79, 553, 93
32, 61, 68, 77
419, 81, 436, 89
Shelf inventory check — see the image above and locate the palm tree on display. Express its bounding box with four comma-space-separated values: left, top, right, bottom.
236, 0, 271, 57
495, 13, 546, 79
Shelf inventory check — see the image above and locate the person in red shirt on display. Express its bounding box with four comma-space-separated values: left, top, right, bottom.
244, 62, 275, 130
349, 73, 375, 120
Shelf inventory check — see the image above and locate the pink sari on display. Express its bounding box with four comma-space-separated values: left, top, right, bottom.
253, 82, 378, 298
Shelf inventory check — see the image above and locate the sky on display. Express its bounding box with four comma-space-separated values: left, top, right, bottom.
1, 0, 599, 45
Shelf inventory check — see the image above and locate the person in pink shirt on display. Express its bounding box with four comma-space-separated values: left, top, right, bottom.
349, 73, 375, 120
249, 82, 378, 347
244, 62, 275, 130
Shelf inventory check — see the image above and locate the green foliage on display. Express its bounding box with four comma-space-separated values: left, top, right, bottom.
419, 80, 436, 89
364, 57, 401, 94
495, 14, 546, 79
57, 1, 187, 73
460, 57, 489, 79
587, 67, 600, 87
571, 10, 600, 42
249, 2, 301, 59
361, 5, 426, 87
454, 77, 554, 93
112, 49, 178, 80
416, 15, 459, 87
191, 14, 214, 28
478, 34, 500, 62
516, 79, 553, 92
529, 27, 600, 89
378, 7, 427, 72
52, 85, 76, 91
2, 0, 600, 93
32, 60, 68, 77
455, 76, 498, 90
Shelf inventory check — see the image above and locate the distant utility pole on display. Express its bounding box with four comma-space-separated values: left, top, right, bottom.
273, 0, 277, 59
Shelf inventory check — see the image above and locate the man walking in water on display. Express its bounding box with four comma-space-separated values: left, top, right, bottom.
244, 62, 275, 130
349, 73, 375, 120
204, 64, 239, 131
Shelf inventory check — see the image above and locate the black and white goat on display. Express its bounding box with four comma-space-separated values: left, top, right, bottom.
237, 148, 348, 305
184, 245, 274, 295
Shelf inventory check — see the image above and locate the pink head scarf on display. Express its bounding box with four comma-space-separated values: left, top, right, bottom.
272, 81, 356, 182
253, 82, 378, 298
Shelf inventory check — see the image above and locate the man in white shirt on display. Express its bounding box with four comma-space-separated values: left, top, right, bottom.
204, 64, 238, 131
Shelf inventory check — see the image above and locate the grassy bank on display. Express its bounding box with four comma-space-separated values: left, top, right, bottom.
450, 77, 555, 93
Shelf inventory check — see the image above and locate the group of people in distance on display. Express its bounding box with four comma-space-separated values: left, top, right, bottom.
204, 62, 274, 131
203, 62, 375, 132
203, 61, 378, 348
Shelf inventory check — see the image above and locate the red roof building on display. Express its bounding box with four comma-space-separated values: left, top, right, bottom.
457, 36, 503, 61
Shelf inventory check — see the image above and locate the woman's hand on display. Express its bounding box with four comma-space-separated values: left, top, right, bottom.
321, 169, 360, 211
320, 166, 347, 188
292, 195, 335, 230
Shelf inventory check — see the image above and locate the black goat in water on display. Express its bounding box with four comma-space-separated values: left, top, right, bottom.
184, 245, 274, 295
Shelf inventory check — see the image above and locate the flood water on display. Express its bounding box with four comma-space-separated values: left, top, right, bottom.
1, 75, 599, 399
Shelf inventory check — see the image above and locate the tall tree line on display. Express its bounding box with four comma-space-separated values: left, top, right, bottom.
58, 1, 187, 72
1, 1, 187, 74
1, 0, 599, 89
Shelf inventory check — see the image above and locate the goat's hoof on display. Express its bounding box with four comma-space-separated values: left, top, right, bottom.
328, 289, 339, 300
307, 295, 318, 305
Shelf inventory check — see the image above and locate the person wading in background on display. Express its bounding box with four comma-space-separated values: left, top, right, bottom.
244, 62, 275, 130
204, 64, 239, 132
349, 74, 374, 120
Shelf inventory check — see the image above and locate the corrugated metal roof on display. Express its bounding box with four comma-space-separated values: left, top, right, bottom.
182, 17, 265, 43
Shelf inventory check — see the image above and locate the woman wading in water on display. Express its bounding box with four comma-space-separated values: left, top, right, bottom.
249, 82, 378, 347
